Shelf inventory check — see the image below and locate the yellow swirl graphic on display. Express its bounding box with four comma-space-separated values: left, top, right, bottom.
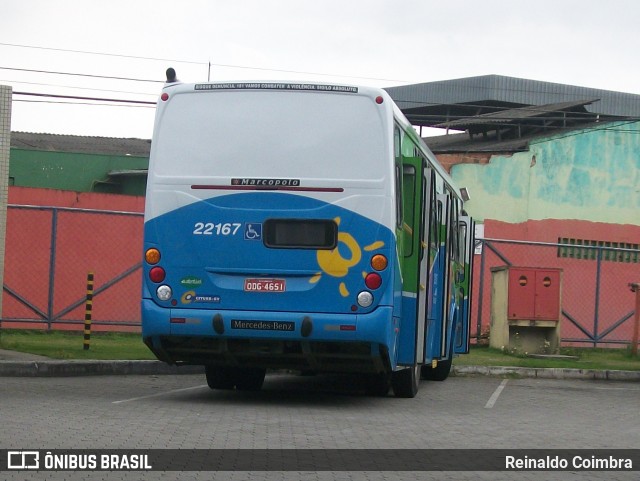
309, 272, 322, 284
364, 241, 385, 251
316, 231, 362, 278
310, 215, 385, 300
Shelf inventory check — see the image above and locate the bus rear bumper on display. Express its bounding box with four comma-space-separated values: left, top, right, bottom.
141, 300, 397, 373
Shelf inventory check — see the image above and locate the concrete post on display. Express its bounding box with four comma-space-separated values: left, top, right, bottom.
629, 283, 640, 357
0, 85, 12, 329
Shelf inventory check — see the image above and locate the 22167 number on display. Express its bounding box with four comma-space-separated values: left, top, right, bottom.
193, 222, 242, 236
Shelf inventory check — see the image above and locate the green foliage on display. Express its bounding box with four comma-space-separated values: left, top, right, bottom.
0, 329, 155, 360
1, 329, 638, 370
454, 345, 640, 371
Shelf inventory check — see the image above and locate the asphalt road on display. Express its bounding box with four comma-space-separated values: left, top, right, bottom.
1, 372, 639, 481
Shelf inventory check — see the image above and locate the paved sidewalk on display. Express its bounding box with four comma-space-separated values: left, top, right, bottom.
1, 348, 639, 380
0, 348, 203, 376
0, 348, 51, 361
453, 364, 640, 381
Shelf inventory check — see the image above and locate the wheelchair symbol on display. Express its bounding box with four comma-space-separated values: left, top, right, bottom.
244, 223, 262, 240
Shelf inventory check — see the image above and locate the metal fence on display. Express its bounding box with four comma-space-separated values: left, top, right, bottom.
1, 204, 143, 331
473, 238, 640, 347
1, 203, 639, 348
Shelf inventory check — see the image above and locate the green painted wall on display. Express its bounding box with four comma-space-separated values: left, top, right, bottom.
9, 148, 148, 195
451, 121, 640, 225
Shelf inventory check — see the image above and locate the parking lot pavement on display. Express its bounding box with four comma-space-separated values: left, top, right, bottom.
1, 372, 639, 480
1, 343, 638, 481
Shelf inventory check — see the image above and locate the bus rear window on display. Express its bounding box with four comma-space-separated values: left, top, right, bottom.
264, 219, 337, 249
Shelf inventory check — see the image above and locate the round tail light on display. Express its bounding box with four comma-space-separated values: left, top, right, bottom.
145, 248, 161, 265
371, 254, 388, 271
149, 266, 166, 283
365, 272, 382, 290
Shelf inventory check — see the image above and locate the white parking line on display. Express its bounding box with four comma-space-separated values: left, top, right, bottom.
112, 385, 208, 404
485, 379, 508, 409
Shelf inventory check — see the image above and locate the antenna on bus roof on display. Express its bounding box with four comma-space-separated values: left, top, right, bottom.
166, 68, 178, 84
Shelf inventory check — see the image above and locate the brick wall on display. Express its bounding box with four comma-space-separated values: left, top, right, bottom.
435, 152, 493, 173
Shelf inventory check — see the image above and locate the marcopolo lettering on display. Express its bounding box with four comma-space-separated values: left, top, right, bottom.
232, 178, 300, 187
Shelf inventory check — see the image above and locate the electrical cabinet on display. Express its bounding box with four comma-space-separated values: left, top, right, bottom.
490, 267, 562, 354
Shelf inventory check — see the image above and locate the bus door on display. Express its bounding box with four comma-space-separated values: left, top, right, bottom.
455, 215, 475, 354
400, 159, 427, 365
414, 168, 437, 364
414, 168, 436, 364
431, 193, 451, 360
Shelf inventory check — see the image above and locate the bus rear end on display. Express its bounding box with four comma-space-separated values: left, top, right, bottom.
142, 81, 400, 388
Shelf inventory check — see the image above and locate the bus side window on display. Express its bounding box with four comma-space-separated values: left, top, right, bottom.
430, 177, 440, 251
435, 200, 443, 248
402, 165, 416, 257
458, 222, 467, 267
428, 171, 438, 250
394, 126, 403, 229
394, 125, 401, 159
395, 164, 403, 229
448, 193, 459, 262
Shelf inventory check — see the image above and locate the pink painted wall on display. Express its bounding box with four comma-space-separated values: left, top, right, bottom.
471, 219, 640, 345
3, 187, 144, 332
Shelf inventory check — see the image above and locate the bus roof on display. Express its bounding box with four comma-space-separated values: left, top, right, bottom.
162, 80, 387, 101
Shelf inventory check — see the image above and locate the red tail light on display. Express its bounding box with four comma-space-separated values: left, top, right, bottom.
149, 266, 166, 283
365, 272, 382, 290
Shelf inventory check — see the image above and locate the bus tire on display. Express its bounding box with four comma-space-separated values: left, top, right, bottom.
205, 365, 235, 390
364, 372, 391, 397
391, 364, 420, 398
234, 368, 266, 391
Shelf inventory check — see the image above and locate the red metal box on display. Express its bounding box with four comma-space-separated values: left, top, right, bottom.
507, 268, 561, 321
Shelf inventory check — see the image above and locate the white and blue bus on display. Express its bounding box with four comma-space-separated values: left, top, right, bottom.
142, 70, 475, 398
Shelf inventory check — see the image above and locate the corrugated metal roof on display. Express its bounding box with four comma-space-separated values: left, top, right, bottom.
425, 131, 530, 153
423, 119, 611, 154
434, 99, 598, 129
385, 75, 640, 121
10, 132, 151, 157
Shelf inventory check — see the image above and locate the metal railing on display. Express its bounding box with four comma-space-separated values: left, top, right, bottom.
2, 203, 638, 348
473, 238, 640, 347
1, 204, 143, 330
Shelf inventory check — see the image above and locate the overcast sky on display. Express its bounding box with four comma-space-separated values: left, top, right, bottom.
2, 0, 640, 139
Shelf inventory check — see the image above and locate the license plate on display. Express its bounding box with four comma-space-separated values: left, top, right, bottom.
244, 278, 286, 293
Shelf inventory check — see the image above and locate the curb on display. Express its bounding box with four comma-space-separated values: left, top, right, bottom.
0, 360, 204, 377
0, 360, 638, 380
452, 365, 640, 381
